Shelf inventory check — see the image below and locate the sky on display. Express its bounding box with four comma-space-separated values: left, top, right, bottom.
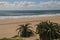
0, 0, 60, 10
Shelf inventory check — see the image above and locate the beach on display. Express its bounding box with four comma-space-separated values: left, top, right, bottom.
0, 16, 60, 39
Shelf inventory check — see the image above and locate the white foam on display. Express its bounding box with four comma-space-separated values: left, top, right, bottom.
0, 14, 60, 19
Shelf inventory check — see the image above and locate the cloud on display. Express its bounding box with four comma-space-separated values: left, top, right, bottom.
0, 1, 60, 10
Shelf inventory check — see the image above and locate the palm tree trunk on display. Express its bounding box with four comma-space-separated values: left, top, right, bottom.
39, 32, 49, 40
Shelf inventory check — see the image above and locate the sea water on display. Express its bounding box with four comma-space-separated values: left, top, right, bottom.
0, 10, 60, 19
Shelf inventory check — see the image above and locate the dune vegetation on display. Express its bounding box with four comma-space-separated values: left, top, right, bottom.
0, 21, 60, 40
0, 38, 22, 40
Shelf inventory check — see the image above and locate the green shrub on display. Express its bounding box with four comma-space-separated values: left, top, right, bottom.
0, 38, 22, 40
0, 38, 13, 40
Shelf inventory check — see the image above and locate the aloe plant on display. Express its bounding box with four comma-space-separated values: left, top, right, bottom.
16, 23, 33, 37
36, 21, 60, 40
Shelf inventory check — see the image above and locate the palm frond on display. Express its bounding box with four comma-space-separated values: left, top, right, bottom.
25, 23, 30, 27
16, 27, 22, 31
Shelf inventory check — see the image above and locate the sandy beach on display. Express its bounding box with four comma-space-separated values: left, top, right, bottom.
0, 16, 60, 39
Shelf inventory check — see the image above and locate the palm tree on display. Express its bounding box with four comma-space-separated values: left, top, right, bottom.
36, 21, 60, 40
36, 21, 50, 40
16, 23, 33, 37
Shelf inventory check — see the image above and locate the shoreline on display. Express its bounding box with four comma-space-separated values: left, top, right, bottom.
0, 14, 60, 19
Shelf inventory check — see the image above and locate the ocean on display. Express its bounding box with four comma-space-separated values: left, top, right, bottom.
0, 10, 60, 19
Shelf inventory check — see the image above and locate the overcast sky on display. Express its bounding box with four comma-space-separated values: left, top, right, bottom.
0, 0, 60, 10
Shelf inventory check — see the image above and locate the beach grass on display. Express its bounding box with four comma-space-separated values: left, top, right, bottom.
0, 38, 23, 40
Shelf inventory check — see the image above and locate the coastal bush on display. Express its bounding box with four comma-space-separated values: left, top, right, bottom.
16, 23, 34, 37
36, 21, 60, 40
0, 38, 22, 40
0, 38, 13, 40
